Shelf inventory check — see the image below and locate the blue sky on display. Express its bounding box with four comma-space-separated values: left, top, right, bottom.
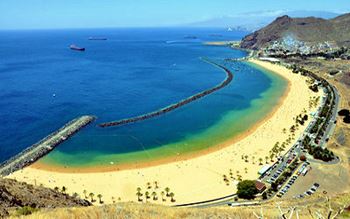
0, 0, 349, 29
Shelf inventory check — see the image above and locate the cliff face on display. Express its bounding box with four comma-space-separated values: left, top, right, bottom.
240, 13, 350, 49
0, 178, 91, 217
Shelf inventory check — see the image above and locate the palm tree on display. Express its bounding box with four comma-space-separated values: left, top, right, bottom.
145, 191, 150, 200
169, 192, 175, 202
136, 191, 142, 202
151, 191, 157, 201
161, 191, 166, 202
136, 187, 142, 193
72, 192, 79, 198
54, 186, 59, 192
83, 189, 87, 199
154, 181, 159, 189
61, 186, 67, 194
146, 182, 152, 189
112, 196, 116, 204
165, 187, 170, 197
244, 155, 249, 162
252, 156, 256, 164
290, 125, 295, 134
270, 153, 274, 162
265, 156, 269, 164
258, 158, 263, 165
89, 192, 95, 202
244, 167, 248, 174
97, 194, 103, 204
281, 142, 286, 149
282, 128, 287, 134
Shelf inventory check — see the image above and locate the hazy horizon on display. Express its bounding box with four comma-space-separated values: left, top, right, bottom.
1, 0, 349, 30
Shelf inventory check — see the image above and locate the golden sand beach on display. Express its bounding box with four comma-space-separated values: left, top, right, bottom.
7, 59, 323, 205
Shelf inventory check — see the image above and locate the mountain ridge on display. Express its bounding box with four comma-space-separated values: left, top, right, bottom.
186, 10, 340, 31
240, 12, 350, 50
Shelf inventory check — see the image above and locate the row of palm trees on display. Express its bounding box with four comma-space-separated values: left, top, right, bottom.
240, 154, 267, 166
82, 190, 104, 204
54, 185, 124, 205
136, 186, 175, 203
223, 167, 251, 185
145, 181, 159, 190
268, 109, 309, 161
309, 96, 320, 110
53, 186, 103, 204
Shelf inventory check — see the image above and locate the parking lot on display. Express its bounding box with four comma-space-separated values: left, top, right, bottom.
281, 160, 350, 199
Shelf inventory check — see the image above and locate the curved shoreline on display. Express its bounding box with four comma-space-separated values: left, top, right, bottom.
31, 59, 291, 173
11, 59, 321, 205
98, 58, 234, 128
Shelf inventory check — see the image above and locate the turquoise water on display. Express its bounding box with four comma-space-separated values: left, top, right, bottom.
0, 28, 287, 168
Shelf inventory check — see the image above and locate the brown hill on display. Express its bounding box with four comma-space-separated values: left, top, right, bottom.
240, 13, 350, 49
9, 193, 350, 219
0, 178, 91, 218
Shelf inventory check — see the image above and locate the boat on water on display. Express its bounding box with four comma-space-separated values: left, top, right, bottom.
70, 44, 85, 51
184, 35, 198, 39
88, 37, 107, 40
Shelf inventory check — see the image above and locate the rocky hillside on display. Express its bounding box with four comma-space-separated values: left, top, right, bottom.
9, 193, 350, 219
240, 13, 350, 50
0, 178, 91, 218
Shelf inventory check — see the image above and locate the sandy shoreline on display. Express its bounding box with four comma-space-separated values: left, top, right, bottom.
8, 59, 322, 205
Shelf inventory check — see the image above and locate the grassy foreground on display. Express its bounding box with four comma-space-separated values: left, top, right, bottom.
10, 193, 350, 219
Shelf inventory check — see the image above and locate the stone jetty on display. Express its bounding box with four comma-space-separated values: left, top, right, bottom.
99, 58, 234, 128
0, 115, 96, 177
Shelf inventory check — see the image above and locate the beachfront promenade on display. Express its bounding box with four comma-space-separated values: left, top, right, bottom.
99, 59, 234, 128
0, 115, 95, 177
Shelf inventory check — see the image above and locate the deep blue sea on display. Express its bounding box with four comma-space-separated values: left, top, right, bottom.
0, 28, 287, 168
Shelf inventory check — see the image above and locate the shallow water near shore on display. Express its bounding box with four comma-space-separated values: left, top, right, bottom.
0, 28, 287, 169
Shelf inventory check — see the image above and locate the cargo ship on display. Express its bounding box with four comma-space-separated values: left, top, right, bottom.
88, 37, 107, 40
70, 44, 85, 51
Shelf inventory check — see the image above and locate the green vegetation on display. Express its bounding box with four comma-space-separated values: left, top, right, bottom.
236, 180, 258, 200
309, 84, 319, 92
296, 114, 308, 125
97, 194, 103, 204
88, 192, 95, 202
303, 135, 335, 162
338, 109, 350, 116
338, 109, 350, 124
269, 159, 299, 194
135, 184, 175, 203
309, 146, 334, 162
329, 70, 339, 76
16, 206, 39, 216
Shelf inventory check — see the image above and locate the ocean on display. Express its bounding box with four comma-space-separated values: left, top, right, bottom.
0, 28, 287, 168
